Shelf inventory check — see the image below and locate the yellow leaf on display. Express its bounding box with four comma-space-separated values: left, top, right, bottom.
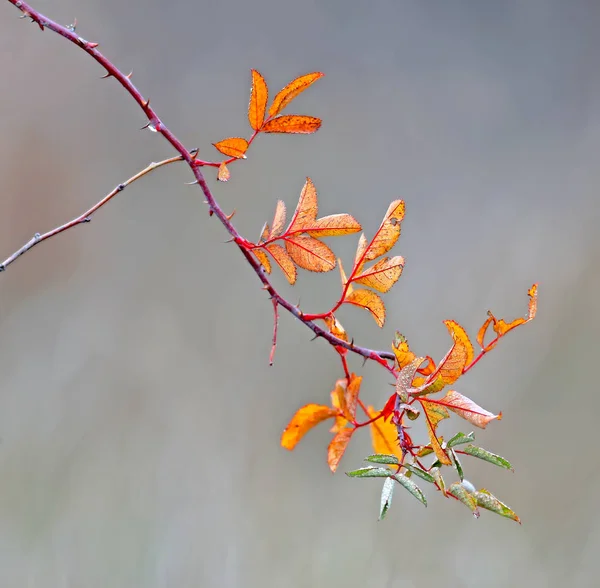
266, 243, 297, 284
363, 200, 405, 262
269, 72, 324, 117
353, 256, 404, 293
528, 283, 538, 320
302, 214, 362, 237
217, 161, 230, 182
328, 427, 354, 473
281, 404, 337, 450
344, 288, 386, 327
366, 406, 403, 463
420, 400, 451, 465
287, 177, 318, 232
269, 200, 287, 239
212, 137, 249, 159
253, 249, 271, 273
330, 378, 350, 431
248, 69, 268, 131
285, 235, 336, 272
438, 320, 475, 385
261, 115, 322, 134
437, 391, 501, 429
345, 374, 362, 421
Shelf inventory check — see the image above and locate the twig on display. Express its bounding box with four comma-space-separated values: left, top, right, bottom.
0, 155, 184, 271
6, 0, 396, 368
269, 299, 279, 366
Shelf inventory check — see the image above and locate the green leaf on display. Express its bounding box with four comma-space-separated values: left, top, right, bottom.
448, 482, 479, 517
431, 467, 446, 496
393, 473, 427, 506
346, 467, 392, 478
402, 463, 435, 484
450, 449, 464, 481
474, 489, 521, 523
461, 445, 514, 471
447, 431, 475, 448
379, 477, 395, 520
364, 454, 400, 465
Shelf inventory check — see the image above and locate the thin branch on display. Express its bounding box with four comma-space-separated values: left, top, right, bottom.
6, 0, 396, 368
0, 155, 184, 271
269, 298, 279, 366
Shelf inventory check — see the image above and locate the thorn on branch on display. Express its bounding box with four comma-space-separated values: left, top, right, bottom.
185, 180, 198, 185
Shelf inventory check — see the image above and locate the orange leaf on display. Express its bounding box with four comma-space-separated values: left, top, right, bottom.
217, 161, 230, 182
213, 137, 249, 159
392, 332, 416, 369
285, 235, 336, 272
353, 256, 404, 293
328, 428, 354, 473
419, 400, 451, 465
354, 233, 368, 271
287, 177, 318, 232
269, 72, 324, 117
302, 214, 362, 237
366, 406, 403, 462
253, 249, 271, 274
345, 374, 362, 421
266, 243, 297, 284
344, 288, 386, 327
528, 283, 538, 320
330, 378, 350, 429
338, 259, 353, 297
363, 200, 405, 262
323, 314, 349, 343
261, 115, 322, 134
269, 200, 287, 239
438, 320, 475, 385
248, 69, 268, 131
258, 222, 270, 243
436, 390, 501, 429
396, 357, 426, 402
476, 315, 494, 349
281, 403, 337, 450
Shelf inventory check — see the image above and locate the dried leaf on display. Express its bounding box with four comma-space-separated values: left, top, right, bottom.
363, 200, 405, 262
438, 320, 475, 385
474, 489, 521, 523
461, 445, 513, 471
302, 213, 362, 237
344, 288, 386, 327
396, 357, 426, 403
253, 249, 271, 274
269, 200, 287, 239
259, 222, 270, 243
248, 69, 268, 130
322, 314, 349, 343
476, 316, 493, 349
438, 390, 502, 429
345, 374, 362, 421
528, 283, 538, 320
287, 177, 318, 232
285, 235, 336, 272
217, 161, 230, 182
269, 72, 324, 117
330, 378, 350, 431
354, 256, 405, 293
281, 403, 337, 450
328, 427, 354, 473
420, 400, 451, 465
266, 243, 297, 284
338, 259, 354, 297
367, 406, 403, 463
213, 137, 249, 159
262, 115, 322, 134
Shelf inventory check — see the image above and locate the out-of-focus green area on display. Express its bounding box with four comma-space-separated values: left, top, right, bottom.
1, 1, 598, 586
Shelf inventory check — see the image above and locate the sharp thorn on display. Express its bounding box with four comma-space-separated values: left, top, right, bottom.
310, 333, 320, 341
100, 71, 112, 79
140, 122, 151, 130
185, 180, 199, 185
126, 71, 133, 79
189, 148, 199, 160
223, 237, 235, 243
225, 209, 236, 221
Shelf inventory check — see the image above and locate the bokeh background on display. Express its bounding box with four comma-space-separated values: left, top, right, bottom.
1, 1, 599, 586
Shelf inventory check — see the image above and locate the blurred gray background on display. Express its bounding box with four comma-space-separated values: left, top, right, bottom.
0, 0, 598, 586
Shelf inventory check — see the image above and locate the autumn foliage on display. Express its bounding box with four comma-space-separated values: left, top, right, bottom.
5, 0, 538, 524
